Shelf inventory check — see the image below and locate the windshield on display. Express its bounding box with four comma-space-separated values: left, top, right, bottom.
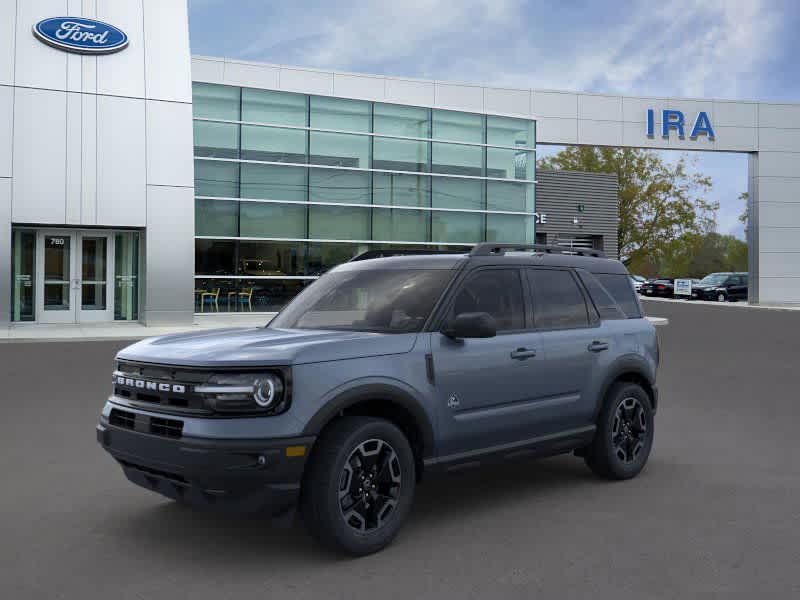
699, 273, 728, 285
269, 269, 454, 333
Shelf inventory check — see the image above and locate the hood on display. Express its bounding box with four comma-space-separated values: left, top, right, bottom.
117, 327, 419, 367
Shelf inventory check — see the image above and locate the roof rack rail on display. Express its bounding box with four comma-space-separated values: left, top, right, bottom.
349, 248, 465, 262
470, 243, 606, 258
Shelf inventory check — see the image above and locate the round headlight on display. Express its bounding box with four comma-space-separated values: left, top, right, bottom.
254, 376, 281, 408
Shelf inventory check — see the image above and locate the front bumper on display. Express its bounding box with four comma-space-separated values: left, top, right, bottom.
97, 417, 314, 515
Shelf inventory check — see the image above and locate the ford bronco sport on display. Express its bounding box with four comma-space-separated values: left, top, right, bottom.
97, 243, 659, 555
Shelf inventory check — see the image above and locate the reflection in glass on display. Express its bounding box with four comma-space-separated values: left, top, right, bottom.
242, 88, 307, 126
309, 205, 370, 240
486, 116, 534, 148
195, 160, 239, 198
432, 211, 484, 243
195, 240, 236, 275
310, 132, 370, 168
431, 177, 484, 210
309, 169, 370, 204
373, 173, 430, 207
193, 121, 239, 159
311, 96, 370, 131
432, 110, 484, 143
241, 125, 307, 163
486, 148, 533, 180
431, 142, 483, 176
81, 237, 107, 310
372, 208, 430, 242
196, 199, 239, 237
373, 137, 428, 172
241, 163, 307, 201
486, 214, 533, 243
239, 202, 307, 239
193, 278, 234, 313
487, 181, 534, 212
114, 232, 139, 321
44, 235, 71, 311
192, 83, 240, 121
11, 230, 35, 321
238, 241, 306, 276
374, 104, 429, 137
306, 242, 369, 276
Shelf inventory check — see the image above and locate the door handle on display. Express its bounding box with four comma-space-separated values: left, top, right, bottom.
588, 340, 609, 352
510, 347, 537, 360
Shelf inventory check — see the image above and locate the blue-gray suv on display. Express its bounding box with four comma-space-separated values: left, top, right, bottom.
97, 243, 659, 555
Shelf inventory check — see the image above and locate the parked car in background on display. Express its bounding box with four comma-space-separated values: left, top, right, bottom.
691, 272, 749, 302
630, 275, 646, 292
640, 279, 674, 298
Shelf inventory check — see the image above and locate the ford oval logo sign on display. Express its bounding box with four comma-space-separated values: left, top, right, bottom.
33, 17, 128, 55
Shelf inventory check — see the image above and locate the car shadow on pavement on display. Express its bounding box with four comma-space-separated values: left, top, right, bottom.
102, 453, 639, 564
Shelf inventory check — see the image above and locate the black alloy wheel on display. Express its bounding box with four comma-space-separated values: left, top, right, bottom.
611, 397, 648, 464
301, 416, 415, 555
338, 438, 402, 533
584, 382, 654, 480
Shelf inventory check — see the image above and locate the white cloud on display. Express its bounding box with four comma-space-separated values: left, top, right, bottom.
230, 0, 781, 99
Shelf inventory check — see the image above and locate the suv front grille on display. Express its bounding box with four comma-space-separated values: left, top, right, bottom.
108, 408, 184, 439
113, 361, 211, 415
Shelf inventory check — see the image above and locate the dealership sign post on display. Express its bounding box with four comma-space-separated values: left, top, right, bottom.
674, 279, 693, 297
32, 17, 128, 54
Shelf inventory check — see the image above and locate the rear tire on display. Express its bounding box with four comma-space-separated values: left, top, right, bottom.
585, 382, 654, 480
301, 416, 415, 556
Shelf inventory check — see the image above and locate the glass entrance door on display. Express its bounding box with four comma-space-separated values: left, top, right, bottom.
78, 232, 113, 322
35, 231, 114, 323
37, 232, 76, 323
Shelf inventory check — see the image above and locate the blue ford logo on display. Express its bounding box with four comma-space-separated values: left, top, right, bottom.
33, 17, 128, 54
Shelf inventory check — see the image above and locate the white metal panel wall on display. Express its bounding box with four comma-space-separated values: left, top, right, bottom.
96, 0, 146, 98
0, 85, 11, 178
14, 0, 69, 90
142, 0, 192, 103
0, 0, 16, 86
11, 87, 67, 224
144, 185, 194, 324
146, 100, 194, 187
96, 95, 147, 225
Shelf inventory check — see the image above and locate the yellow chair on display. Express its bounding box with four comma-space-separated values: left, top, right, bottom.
200, 288, 220, 312
237, 287, 254, 312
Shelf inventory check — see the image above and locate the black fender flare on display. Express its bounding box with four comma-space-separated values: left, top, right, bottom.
595, 354, 657, 418
302, 383, 436, 458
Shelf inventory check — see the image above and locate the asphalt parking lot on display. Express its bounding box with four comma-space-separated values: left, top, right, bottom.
2, 300, 800, 599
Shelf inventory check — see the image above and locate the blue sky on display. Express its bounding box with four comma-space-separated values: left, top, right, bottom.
188, 0, 800, 239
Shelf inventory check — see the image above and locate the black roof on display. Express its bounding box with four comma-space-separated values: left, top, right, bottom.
342, 244, 629, 275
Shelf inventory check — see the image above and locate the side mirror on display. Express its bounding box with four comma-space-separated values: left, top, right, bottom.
442, 312, 497, 339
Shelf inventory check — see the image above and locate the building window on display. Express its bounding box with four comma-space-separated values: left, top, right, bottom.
192, 83, 537, 312
192, 83, 240, 120
114, 232, 140, 321
242, 88, 307, 126
11, 230, 35, 322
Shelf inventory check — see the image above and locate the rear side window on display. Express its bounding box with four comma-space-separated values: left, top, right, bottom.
595, 273, 642, 318
527, 269, 589, 330
577, 270, 626, 320
450, 269, 525, 332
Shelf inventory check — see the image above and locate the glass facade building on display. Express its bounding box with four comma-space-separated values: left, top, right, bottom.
192, 83, 536, 312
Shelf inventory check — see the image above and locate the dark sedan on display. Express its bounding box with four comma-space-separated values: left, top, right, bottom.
690, 272, 749, 302
640, 279, 674, 298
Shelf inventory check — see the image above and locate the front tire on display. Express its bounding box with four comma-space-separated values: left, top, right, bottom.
301, 417, 415, 556
585, 382, 654, 480
717, 292, 727, 302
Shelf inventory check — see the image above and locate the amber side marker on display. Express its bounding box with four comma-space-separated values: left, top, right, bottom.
285, 445, 306, 457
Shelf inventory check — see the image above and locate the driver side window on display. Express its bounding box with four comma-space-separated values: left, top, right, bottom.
449, 269, 525, 332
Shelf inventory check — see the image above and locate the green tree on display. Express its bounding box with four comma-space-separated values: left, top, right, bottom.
538, 147, 717, 270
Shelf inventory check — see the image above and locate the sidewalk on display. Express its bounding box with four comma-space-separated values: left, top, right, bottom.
1, 313, 276, 343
